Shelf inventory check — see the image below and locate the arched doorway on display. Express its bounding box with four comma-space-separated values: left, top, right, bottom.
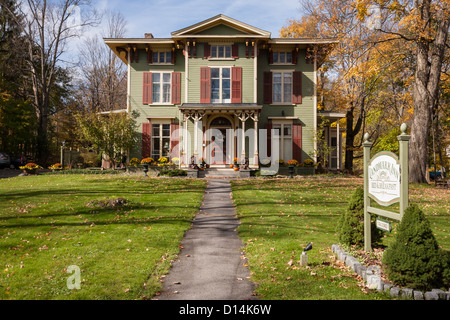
207, 116, 233, 165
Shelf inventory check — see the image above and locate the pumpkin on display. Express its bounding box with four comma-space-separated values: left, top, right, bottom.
233, 167, 239, 171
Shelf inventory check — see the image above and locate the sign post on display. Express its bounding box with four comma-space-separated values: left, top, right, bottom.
363, 123, 410, 251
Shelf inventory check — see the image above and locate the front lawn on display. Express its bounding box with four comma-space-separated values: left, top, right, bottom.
231, 177, 449, 300
0, 174, 206, 299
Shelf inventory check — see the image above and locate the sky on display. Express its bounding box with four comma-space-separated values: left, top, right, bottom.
92, 0, 305, 38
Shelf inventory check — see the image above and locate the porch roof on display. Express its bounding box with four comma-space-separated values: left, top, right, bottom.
179, 103, 262, 114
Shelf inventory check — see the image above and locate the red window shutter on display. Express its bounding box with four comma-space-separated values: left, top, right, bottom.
265, 121, 272, 157
204, 44, 210, 58
170, 120, 179, 158
171, 49, 176, 64
292, 49, 298, 65
231, 67, 242, 103
200, 67, 211, 103
263, 72, 272, 104
232, 44, 239, 58
269, 51, 273, 64
292, 122, 302, 162
143, 72, 152, 104
171, 72, 181, 104
292, 71, 302, 104
142, 122, 152, 158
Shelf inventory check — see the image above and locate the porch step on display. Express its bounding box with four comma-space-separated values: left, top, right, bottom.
199, 168, 239, 178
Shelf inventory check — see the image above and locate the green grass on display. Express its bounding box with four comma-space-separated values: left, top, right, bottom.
0, 174, 206, 299
231, 177, 450, 300
1, 174, 448, 300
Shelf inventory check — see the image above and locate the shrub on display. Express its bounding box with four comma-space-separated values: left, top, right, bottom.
159, 169, 187, 177
337, 187, 383, 249
382, 204, 449, 290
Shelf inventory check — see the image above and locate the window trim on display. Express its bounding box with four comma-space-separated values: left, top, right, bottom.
150, 71, 174, 105
209, 44, 232, 59
210, 66, 232, 103
272, 120, 293, 161
271, 51, 293, 65
151, 122, 171, 160
151, 51, 173, 65
271, 70, 294, 105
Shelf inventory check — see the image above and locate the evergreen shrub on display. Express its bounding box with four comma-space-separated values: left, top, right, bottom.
382, 204, 450, 290
337, 187, 383, 249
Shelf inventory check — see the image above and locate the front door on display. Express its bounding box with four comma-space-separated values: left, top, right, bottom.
208, 116, 232, 165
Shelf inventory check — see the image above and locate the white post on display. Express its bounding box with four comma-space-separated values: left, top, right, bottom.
183, 114, 188, 165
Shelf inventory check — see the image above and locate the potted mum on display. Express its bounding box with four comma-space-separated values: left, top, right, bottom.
140, 157, 154, 177
287, 159, 299, 178
20, 163, 43, 175
48, 163, 63, 172
297, 159, 315, 175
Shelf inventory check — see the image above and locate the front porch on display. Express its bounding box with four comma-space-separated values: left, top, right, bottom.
179, 103, 262, 168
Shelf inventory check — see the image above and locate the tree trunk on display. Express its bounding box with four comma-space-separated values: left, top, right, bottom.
409, 2, 449, 183
345, 107, 354, 172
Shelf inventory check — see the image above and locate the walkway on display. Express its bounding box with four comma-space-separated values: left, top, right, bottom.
157, 178, 255, 300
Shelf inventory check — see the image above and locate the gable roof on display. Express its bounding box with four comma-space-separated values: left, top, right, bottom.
171, 14, 271, 38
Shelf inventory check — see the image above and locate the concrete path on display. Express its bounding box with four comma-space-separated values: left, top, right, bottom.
157, 178, 255, 300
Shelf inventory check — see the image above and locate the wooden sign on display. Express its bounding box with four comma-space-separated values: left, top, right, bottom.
362, 123, 410, 251
368, 152, 401, 206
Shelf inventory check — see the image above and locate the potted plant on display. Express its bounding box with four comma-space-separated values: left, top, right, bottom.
297, 159, 315, 175
140, 157, 154, 177
287, 159, 299, 178
233, 157, 240, 169
20, 163, 43, 175
48, 163, 63, 171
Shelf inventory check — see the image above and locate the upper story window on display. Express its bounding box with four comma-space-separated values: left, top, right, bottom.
211, 45, 232, 59
211, 67, 231, 103
273, 71, 292, 104
152, 72, 171, 104
152, 51, 172, 64
273, 51, 292, 64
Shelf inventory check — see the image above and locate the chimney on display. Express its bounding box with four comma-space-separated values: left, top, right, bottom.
145, 33, 154, 39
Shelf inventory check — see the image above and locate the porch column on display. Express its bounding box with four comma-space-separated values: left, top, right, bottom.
250, 112, 259, 166
193, 112, 203, 162
236, 112, 249, 162
183, 113, 189, 165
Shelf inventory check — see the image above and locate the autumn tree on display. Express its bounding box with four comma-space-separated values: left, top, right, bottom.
355, 0, 450, 183
281, 0, 408, 172
76, 10, 127, 113
2, 0, 99, 163
75, 111, 138, 169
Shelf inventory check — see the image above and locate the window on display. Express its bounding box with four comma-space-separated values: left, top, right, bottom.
211, 45, 232, 59
211, 67, 231, 103
151, 123, 171, 159
273, 72, 292, 104
273, 51, 292, 64
152, 72, 171, 104
152, 51, 172, 64
273, 122, 292, 161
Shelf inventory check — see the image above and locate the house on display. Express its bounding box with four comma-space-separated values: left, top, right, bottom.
104, 14, 343, 171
